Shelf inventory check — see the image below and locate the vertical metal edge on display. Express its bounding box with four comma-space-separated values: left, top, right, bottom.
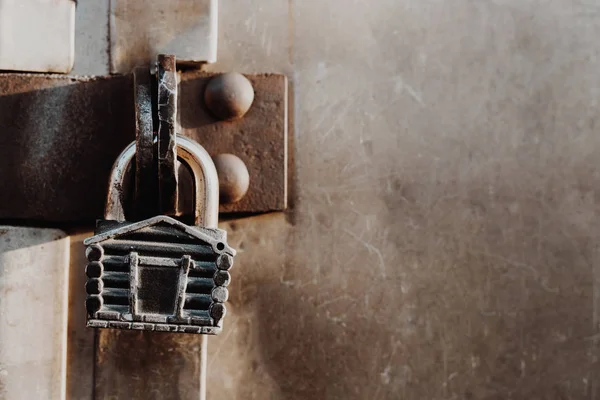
104, 142, 136, 222
92, 329, 99, 400
283, 75, 289, 210
129, 252, 139, 317
157, 54, 179, 215
175, 255, 191, 318
208, 0, 219, 63
66, 1, 76, 73
108, 0, 118, 74
200, 335, 208, 400
134, 66, 158, 220
59, 235, 71, 400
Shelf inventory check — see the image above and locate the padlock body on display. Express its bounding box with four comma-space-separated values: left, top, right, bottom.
83, 215, 235, 335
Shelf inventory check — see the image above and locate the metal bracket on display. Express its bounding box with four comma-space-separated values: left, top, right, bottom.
156, 55, 179, 216
0, 71, 287, 223
109, 0, 218, 74
0, 0, 75, 73
134, 55, 180, 219
133, 67, 157, 219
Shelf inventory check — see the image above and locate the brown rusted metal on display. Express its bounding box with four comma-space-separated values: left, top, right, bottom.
204, 72, 255, 120
133, 67, 158, 219
156, 55, 179, 216
180, 72, 287, 214
213, 154, 250, 204
0, 72, 287, 222
0, 73, 135, 223
95, 329, 205, 399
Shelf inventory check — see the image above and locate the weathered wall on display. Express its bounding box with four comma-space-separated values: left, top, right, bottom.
205, 1, 600, 399
0, 228, 69, 399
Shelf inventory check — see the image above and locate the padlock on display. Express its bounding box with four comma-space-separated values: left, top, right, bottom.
83, 136, 235, 335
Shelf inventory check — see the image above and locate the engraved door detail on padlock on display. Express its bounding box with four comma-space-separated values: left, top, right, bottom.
84, 216, 234, 334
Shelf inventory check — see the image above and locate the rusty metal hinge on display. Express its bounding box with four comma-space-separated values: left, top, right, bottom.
0, 69, 287, 223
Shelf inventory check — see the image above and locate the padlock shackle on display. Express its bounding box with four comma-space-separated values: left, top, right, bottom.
177, 136, 219, 228
104, 136, 219, 228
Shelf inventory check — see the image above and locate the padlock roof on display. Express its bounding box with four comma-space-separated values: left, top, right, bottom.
83, 215, 236, 256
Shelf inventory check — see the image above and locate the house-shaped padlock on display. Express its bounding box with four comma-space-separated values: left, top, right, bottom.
84, 136, 235, 335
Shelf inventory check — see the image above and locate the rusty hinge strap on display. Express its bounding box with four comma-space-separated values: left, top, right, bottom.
156, 55, 179, 216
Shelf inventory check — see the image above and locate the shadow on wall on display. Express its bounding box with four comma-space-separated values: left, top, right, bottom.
0, 75, 135, 223
0, 226, 65, 251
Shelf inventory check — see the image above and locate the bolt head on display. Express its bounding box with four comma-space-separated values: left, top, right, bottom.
204, 72, 254, 120
213, 154, 250, 204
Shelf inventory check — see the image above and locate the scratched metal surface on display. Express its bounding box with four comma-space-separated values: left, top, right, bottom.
204, 1, 600, 399
0, 73, 286, 221
0, 228, 69, 399
65, 0, 600, 398
109, 0, 217, 73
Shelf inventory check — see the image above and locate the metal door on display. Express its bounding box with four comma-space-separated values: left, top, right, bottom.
1, 0, 599, 399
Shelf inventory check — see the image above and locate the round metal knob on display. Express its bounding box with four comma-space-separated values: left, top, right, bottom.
204, 73, 254, 120
213, 154, 250, 204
